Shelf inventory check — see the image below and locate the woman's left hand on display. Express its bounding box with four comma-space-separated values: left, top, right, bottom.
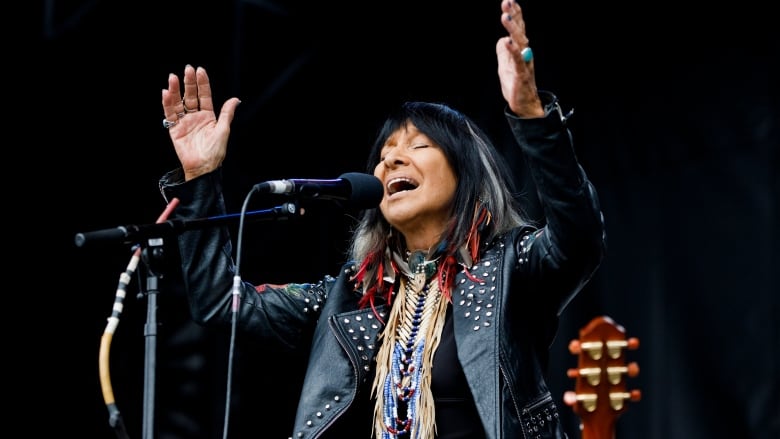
496, 0, 544, 118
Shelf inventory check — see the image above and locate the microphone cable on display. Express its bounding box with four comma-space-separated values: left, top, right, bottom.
221, 185, 260, 439
221, 186, 303, 439
98, 198, 180, 439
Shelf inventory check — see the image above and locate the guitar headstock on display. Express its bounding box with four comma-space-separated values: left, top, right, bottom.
563, 315, 641, 439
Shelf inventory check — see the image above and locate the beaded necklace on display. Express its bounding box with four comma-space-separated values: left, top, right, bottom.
372, 251, 449, 439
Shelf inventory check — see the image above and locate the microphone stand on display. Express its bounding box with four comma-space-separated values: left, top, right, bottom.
79, 201, 302, 439
75, 202, 302, 248
140, 240, 164, 439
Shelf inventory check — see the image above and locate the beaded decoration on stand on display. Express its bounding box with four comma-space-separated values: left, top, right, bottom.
372, 251, 449, 439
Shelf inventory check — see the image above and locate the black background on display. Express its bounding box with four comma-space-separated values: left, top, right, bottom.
33, 1, 778, 438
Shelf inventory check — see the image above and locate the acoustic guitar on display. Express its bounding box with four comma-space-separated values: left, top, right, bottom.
563, 315, 641, 439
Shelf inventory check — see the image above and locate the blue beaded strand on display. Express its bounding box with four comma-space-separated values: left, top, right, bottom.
382, 283, 429, 439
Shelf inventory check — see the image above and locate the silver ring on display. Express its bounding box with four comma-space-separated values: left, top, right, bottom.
521, 47, 533, 63
182, 100, 198, 113
163, 119, 177, 129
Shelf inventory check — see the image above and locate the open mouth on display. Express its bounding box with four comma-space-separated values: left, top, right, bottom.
387, 177, 418, 195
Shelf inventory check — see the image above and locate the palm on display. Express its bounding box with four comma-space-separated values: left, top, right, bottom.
170, 109, 229, 177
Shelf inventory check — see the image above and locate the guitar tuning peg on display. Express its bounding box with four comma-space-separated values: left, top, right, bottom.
563, 390, 598, 413
563, 390, 578, 407
582, 341, 604, 360
567, 366, 602, 385
568, 339, 581, 354
608, 389, 642, 410
627, 361, 640, 377
605, 361, 640, 384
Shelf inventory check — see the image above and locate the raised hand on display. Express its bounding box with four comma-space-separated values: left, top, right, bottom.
161, 64, 241, 181
496, 0, 543, 118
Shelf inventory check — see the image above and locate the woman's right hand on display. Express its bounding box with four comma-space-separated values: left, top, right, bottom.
162, 65, 241, 181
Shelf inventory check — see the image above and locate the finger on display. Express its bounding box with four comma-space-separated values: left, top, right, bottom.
496, 36, 513, 60
195, 67, 215, 113
501, 1, 529, 53
162, 73, 183, 122
502, 0, 524, 26
501, 0, 515, 14
182, 64, 200, 113
216, 97, 241, 131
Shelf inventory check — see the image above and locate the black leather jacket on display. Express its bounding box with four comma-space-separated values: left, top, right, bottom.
159, 96, 606, 439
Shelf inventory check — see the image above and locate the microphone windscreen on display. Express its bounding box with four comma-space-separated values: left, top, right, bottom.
339, 172, 384, 209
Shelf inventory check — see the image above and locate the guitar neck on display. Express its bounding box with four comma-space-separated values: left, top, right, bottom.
581, 417, 617, 439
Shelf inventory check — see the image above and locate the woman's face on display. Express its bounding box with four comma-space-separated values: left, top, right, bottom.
374, 123, 457, 251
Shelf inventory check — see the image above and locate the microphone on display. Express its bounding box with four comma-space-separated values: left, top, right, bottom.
253, 172, 383, 209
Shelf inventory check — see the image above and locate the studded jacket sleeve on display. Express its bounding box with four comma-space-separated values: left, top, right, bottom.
505, 91, 607, 317
158, 167, 334, 353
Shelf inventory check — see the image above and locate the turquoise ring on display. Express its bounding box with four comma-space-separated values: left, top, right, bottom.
521, 47, 533, 63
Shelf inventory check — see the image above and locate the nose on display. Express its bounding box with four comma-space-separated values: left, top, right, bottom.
383, 148, 407, 168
